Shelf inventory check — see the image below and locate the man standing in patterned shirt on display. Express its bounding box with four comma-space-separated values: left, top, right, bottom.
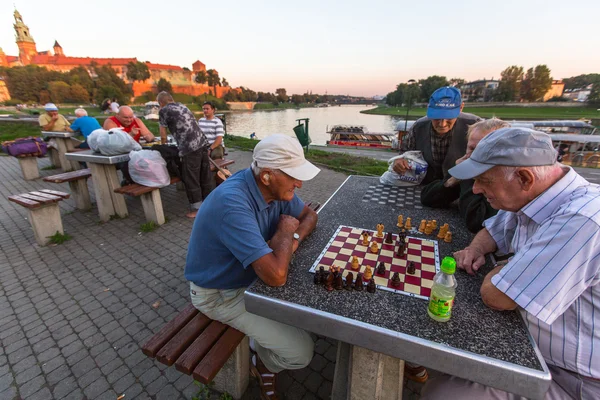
393, 86, 480, 185
421, 128, 600, 399
157, 92, 215, 218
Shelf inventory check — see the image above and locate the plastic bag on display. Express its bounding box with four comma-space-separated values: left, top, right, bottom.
380, 151, 428, 187
128, 150, 170, 188
93, 128, 141, 156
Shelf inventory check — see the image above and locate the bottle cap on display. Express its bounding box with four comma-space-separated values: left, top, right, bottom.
441, 256, 456, 274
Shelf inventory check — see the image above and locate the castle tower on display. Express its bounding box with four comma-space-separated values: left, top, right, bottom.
0, 48, 7, 67
192, 60, 206, 72
53, 40, 64, 56
14, 9, 37, 65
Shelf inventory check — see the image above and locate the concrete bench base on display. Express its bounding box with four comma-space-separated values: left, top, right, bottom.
140, 190, 165, 225
18, 157, 40, 180
211, 337, 249, 399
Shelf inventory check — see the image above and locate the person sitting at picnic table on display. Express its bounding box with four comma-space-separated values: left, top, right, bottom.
102, 106, 154, 143
420, 127, 600, 399
420, 118, 509, 233
39, 103, 72, 132
185, 134, 320, 400
157, 91, 214, 218
198, 101, 225, 160
70, 108, 101, 149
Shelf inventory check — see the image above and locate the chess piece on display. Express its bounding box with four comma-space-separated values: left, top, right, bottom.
354, 273, 364, 291
351, 256, 360, 271
397, 215, 403, 227
437, 224, 447, 239
407, 261, 416, 275
376, 224, 384, 237
384, 231, 393, 244
367, 278, 377, 293
362, 232, 369, 246
425, 222, 434, 235
325, 271, 334, 291
396, 242, 405, 257
345, 272, 354, 290
405, 217, 412, 230
444, 231, 452, 243
398, 230, 406, 244
391, 271, 401, 288
376, 262, 386, 275
370, 241, 379, 254
334, 273, 344, 290
314, 269, 321, 284
432, 220, 437, 230
418, 219, 426, 233
318, 266, 326, 284
364, 265, 373, 280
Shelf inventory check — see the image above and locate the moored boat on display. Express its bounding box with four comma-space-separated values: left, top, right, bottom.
326, 125, 396, 150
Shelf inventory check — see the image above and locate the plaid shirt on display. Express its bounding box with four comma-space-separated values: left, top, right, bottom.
401, 124, 453, 166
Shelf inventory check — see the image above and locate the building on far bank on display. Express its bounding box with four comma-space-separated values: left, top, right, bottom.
543, 80, 565, 101
1, 9, 236, 100
458, 79, 499, 102
563, 84, 593, 102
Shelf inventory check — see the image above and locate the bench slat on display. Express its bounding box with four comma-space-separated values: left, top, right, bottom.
142, 304, 198, 358
43, 168, 92, 183
114, 176, 181, 197
209, 159, 235, 172
175, 320, 228, 375
156, 313, 212, 366
8, 194, 42, 208
39, 189, 71, 198
192, 327, 246, 384
19, 193, 61, 204
30, 191, 70, 201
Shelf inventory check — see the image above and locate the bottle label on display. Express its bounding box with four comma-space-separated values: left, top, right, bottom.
428, 294, 454, 318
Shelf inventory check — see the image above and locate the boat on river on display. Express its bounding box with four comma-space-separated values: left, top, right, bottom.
326, 125, 396, 150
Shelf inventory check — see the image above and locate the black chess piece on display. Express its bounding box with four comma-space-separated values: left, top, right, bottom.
376, 262, 386, 275
396, 242, 405, 258
391, 272, 401, 288
367, 278, 377, 293
345, 272, 354, 290
354, 273, 364, 291
334, 273, 344, 290
384, 231, 393, 244
318, 266, 326, 284
313, 269, 321, 284
407, 261, 416, 275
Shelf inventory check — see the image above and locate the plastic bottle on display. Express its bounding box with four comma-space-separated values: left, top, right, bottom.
427, 256, 457, 322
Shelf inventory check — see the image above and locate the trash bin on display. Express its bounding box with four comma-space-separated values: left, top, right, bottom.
293, 122, 311, 148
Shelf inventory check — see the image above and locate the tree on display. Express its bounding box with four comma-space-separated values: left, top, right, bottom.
157, 78, 172, 93
48, 81, 71, 104
207, 69, 221, 96
126, 61, 150, 82
521, 65, 552, 102
588, 84, 600, 106
90, 63, 132, 104
221, 77, 229, 87
495, 65, 524, 102
69, 83, 90, 103
418, 76, 449, 101
291, 94, 304, 106
195, 70, 207, 84
68, 66, 94, 95
275, 88, 288, 103
449, 78, 466, 87
563, 74, 600, 90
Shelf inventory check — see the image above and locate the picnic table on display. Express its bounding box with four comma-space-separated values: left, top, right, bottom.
244, 176, 551, 399
41, 131, 80, 171
65, 149, 129, 222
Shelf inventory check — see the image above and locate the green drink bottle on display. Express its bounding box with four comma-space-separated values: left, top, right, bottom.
427, 256, 457, 322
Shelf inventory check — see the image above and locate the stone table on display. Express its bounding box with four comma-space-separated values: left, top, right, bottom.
245, 176, 550, 399
41, 130, 80, 171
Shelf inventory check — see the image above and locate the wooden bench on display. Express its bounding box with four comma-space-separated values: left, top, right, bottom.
8, 190, 70, 246
210, 158, 235, 186
114, 176, 181, 225
43, 169, 92, 211
142, 304, 248, 399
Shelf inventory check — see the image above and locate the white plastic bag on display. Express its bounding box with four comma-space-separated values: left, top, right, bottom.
128, 150, 170, 188
87, 129, 104, 152
380, 151, 428, 187
95, 128, 141, 156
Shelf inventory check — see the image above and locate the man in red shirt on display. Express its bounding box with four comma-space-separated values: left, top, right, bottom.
103, 106, 155, 143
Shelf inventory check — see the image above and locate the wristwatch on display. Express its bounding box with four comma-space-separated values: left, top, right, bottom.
293, 233, 300, 244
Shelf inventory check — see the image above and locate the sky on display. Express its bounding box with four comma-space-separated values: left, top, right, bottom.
1, 0, 598, 97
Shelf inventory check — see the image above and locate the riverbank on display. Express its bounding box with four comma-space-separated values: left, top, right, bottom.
362, 105, 600, 121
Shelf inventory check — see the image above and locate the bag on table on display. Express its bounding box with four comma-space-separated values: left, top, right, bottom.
93, 128, 141, 156
128, 150, 170, 188
1, 137, 48, 157
379, 151, 428, 187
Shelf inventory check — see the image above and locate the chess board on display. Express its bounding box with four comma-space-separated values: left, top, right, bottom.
310, 225, 440, 300
361, 184, 423, 209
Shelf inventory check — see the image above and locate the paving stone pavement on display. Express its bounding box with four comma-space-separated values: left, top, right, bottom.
0, 148, 426, 400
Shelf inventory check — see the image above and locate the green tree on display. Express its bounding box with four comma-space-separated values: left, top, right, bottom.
221, 77, 229, 87
521, 65, 552, 102
291, 94, 304, 106
495, 65, 524, 102
68, 83, 90, 103
90, 63, 132, 104
275, 88, 288, 103
48, 81, 71, 103
223, 90, 238, 101
563, 74, 600, 90
157, 78, 172, 93
418, 75, 449, 101
588, 84, 600, 106
126, 61, 150, 82
68, 66, 94, 95
449, 78, 466, 87
195, 70, 207, 84
207, 69, 221, 96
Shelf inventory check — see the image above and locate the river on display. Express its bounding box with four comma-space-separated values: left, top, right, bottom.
225, 105, 410, 146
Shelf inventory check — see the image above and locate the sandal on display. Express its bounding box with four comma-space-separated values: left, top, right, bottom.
250, 354, 279, 400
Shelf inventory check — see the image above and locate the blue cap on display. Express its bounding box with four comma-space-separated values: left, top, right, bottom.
426, 87, 462, 120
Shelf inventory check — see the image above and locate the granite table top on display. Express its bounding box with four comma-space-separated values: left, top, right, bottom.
245, 175, 551, 399
65, 149, 129, 164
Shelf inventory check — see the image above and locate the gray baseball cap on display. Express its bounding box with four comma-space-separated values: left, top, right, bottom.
448, 127, 557, 180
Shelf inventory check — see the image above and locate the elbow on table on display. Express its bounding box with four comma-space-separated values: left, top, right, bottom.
480, 284, 517, 311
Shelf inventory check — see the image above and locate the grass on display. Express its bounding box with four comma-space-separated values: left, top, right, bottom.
362, 105, 600, 121
0, 121, 43, 141
47, 231, 72, 245
140, 221, 159, 233
225, 134, 389, 176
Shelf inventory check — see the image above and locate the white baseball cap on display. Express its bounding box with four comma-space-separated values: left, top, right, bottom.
252, 134, 320, 181
44, 103, 58, 111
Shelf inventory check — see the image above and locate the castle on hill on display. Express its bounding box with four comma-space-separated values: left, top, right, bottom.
0, 10, 236, 101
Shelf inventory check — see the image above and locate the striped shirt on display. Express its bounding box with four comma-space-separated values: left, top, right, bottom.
198, 117, 224, 146
485, 167, 600, 379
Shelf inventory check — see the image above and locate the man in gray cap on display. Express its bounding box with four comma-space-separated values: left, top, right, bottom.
185, 134, 320, 400
420, 128, 600, 399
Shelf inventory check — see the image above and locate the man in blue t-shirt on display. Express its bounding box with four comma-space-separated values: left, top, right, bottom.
185, 134, 320, 399
70, 108, 101, 149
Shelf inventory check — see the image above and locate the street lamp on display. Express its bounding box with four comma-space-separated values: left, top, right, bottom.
404, 79, 416, 133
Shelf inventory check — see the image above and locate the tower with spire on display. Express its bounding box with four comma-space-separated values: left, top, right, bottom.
53, 40, 64, 57
13, 9, 37, 65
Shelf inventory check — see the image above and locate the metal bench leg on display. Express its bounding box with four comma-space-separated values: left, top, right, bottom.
68, 179, 92, 210
347, 345, 405, 400
18, 157, 39, 180
140, 190, 165, 225
212, 336, 249, 399
27, 203, 63, 246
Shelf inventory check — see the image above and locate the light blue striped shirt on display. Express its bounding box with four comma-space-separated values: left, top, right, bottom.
485, 167, 600, 379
